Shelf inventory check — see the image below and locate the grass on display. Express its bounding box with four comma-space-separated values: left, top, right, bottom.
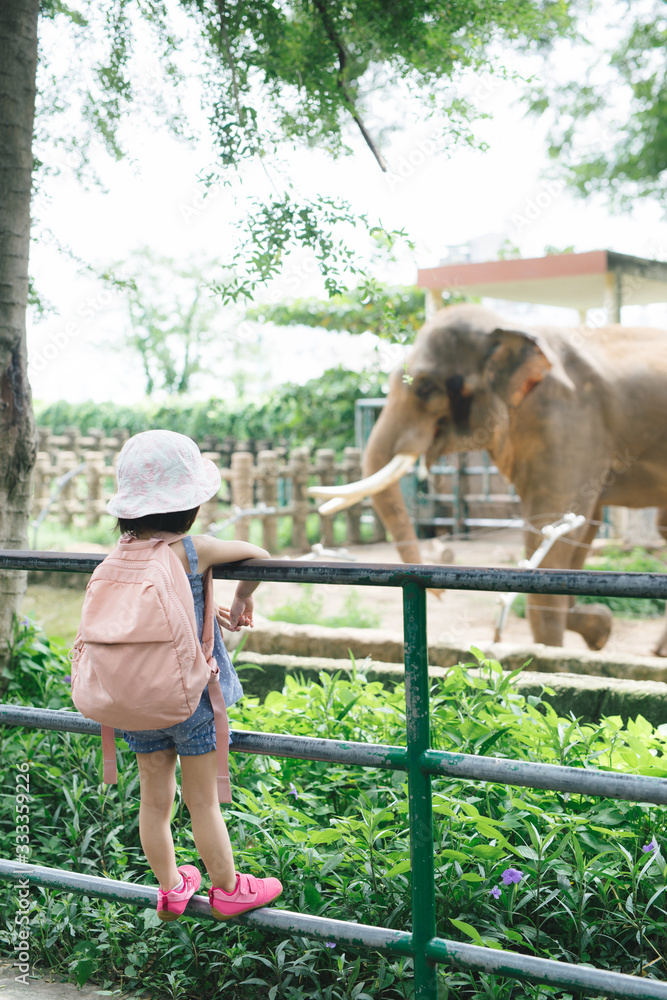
267, 584, 382, 629
21, 586, 86, 648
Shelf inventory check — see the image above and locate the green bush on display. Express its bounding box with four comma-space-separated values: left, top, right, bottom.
3, 622, 667, 998
513, 546, 667, 619
34, 367, 387, 456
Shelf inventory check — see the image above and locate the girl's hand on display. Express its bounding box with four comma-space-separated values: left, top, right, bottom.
215, 596, 254, 632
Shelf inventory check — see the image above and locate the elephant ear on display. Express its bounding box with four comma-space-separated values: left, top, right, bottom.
482, 327, 573, 408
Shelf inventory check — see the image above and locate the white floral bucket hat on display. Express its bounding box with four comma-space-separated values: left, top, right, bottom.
107, 429, 222, 519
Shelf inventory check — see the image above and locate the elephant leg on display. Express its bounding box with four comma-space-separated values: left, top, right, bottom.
523, 503, 609, 648
563, 508, 612, 650
566, 603, 613, 650
526, 592, 569, 647
651, 509, 667, 655
527, 595, 612, 649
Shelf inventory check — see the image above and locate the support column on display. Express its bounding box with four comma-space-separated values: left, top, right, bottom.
424, 289, 443, 320
403, 581, 437, 999
603, 271, 622, 324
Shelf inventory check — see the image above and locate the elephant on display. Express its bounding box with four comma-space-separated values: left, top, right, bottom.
310, 304, 667, 654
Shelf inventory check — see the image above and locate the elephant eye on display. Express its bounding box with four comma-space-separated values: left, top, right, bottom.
416, 378, 437, 401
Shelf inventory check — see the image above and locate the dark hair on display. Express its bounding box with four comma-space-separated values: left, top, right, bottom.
115, 506, 200, 536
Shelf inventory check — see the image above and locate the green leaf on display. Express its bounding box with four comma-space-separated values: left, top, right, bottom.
449, 918, 502, 949
439, 849, 469, 862
385, 859, 412, 878
309, 829, 343, 845
304, 882, 323, 909
320, 853, 346, 877
472, 845, 505, 860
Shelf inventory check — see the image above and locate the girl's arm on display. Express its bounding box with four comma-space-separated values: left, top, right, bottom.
192, 535, 270, 631
192, 535, 270, 573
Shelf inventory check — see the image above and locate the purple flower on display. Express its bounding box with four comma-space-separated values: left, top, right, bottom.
63, 675, 71, 684
324, 942, 336, 949
501, 867, 523, 885
642, 839, 658, 853
288, 783, 298, 799
489, 886, 502, 899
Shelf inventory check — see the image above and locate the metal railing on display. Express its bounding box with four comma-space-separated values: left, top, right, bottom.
3, 550, 667, 999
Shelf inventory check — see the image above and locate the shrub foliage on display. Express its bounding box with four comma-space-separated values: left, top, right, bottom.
34, 367, 386, 456
3, 622, 667, 998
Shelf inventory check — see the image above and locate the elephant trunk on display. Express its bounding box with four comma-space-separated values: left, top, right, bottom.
361, 415, 423, 565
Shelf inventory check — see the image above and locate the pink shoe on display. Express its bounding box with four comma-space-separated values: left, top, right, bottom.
157, 865, 202, 922
209, 872, 283, 921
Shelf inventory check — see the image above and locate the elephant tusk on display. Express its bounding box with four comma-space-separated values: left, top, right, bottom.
316, 495, 365, 515
309, 453, 418, 515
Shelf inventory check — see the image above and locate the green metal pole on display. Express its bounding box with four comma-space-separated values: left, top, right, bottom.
403, 581, 438, 999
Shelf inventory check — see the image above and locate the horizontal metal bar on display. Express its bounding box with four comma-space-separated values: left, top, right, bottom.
413, 518, 525, 528
3, 860, 663, 999
422, 494, 520, 503
0, 861, 412, 957
0, 704, 409, 770
6, 705, 667, 805
2, 550, 667, 598
420, 750, 667, 806
426, 936, 667, 1000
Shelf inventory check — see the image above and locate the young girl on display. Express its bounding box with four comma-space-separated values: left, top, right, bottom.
107, 429, 282, 922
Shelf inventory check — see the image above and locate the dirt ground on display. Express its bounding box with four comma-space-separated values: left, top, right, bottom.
24, 529, 667, 659
245, 530, 667, 660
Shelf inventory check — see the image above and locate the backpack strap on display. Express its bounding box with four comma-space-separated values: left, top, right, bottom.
101, 724, 118, 783
180, 535, 199, 575
208, 676, 231, 803
201, 565, 232, 803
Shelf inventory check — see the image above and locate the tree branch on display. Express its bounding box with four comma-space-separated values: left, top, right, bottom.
215, 0, 242, 120
310, 0, 387, 172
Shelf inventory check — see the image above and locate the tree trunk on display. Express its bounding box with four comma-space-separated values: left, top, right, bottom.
0, 0, 39, 686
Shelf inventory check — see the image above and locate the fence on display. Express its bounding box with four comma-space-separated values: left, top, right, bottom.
32, 423, 526, 546
3, 550, 667, 997
32, 428, 385, 550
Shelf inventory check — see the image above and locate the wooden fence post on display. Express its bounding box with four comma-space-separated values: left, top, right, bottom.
58, 451, 79, 527
230, 451, 254, 542
290, 446, 310, 552
343, 447, 362, 545
84, 451, 107, 527
199, 453, 223, 531
315, 448, 336, 548
257, 450, 278, 553
31, 452, 52, 520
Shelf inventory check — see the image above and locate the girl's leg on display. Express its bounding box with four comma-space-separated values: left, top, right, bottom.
136, 748, 180, 891
179, 750, 236, 891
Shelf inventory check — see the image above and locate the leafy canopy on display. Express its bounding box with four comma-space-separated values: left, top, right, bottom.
38, 0, 577, 298
247, 280, 466, 344
528, 0, 667, 206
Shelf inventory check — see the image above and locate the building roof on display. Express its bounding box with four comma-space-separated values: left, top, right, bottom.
417, 250, 667, 314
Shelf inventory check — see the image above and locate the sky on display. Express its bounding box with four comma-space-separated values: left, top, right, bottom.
27, 6, 667, 407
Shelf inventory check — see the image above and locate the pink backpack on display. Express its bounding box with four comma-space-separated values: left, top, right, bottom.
70, 532, 231, 803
